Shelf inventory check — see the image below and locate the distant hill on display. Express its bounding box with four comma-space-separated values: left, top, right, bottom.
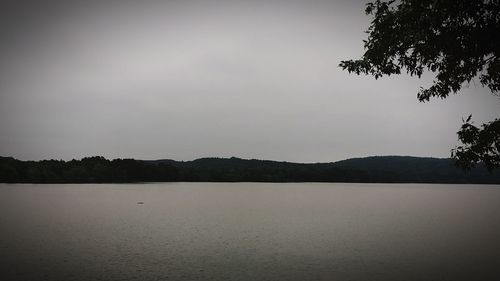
1, 155, 499, 184
146, 156, 499, 184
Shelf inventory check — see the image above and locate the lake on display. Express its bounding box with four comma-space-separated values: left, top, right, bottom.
1, 183, 499, 281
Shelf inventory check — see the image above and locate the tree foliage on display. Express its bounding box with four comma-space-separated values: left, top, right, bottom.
0, 156, 178, 183
1, 156, 499, 184
452, 117, 500, 171
339, 0, 500, 170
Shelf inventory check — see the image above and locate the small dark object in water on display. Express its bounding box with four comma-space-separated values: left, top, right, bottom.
137, 202, 144, 204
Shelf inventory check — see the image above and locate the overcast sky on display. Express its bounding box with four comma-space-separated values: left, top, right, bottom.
0, 0, 498, 162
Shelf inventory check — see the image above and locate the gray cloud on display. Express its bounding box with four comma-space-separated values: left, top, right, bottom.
0, 0, 498, 162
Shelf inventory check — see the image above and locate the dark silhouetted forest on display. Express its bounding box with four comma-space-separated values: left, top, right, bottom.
1, 156, 499, 184
0, 156, 178, 183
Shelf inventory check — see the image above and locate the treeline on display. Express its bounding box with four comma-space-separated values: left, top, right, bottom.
150, 156, 500, 184
0, 156, 178, 183
1, 156, 499, 184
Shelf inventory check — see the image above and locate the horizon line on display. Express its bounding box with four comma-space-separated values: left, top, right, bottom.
1, 154, 452, 164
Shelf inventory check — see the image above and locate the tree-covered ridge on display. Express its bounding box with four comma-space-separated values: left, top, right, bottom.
0, 156, 178, 183
1, 156, 498, 184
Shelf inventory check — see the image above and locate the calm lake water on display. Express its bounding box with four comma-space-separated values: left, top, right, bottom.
1, 183, 499, 281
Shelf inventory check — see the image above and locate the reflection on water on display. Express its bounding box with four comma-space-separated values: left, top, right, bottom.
1, 183, 499, 281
